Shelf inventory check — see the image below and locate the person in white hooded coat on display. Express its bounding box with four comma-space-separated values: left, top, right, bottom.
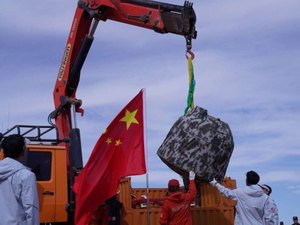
260, 184, 279, 225
0, 134, 39, 225
210, 170, 274, 225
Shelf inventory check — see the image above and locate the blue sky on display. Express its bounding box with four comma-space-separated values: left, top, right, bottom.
1, 0, 299, 224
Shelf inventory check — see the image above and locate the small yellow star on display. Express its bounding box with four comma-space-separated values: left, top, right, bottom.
120, 109, 139, 130
115, 139, 122, 146
106, 138, 112, 144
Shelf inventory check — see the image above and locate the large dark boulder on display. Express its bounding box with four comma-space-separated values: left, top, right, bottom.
157, 106, 234, 182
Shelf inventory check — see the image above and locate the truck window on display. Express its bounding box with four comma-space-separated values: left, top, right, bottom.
26, 151, 52, 181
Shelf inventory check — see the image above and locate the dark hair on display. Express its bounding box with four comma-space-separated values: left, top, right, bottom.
246, 170, 260, 185
261, 184, 272, 195
1, 134, 25, 159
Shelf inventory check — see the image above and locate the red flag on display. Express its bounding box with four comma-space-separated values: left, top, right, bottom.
73, 89, 146, 225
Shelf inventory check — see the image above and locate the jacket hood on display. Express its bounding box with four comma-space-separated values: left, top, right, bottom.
243, 184, 265, 197
0, 157, 25, 181
166, 191, 185, 203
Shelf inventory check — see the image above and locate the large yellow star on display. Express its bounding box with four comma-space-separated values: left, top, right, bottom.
120, 109, 139, 130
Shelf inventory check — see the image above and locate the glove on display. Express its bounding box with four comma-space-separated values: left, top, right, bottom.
210, 178, 218, 186
189, 171, 196, 180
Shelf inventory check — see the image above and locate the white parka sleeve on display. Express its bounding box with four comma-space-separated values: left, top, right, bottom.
214, 183, 238, 200
21, 172, 40, 225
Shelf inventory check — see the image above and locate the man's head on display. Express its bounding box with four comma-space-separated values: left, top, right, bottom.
293, 216, 298, 222
1, 134, 26, 159
261, 184, 272, 195
246, 170, 260, 185
168, 179, 180, 192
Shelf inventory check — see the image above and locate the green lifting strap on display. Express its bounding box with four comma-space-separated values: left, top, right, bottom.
184, 52, 196, 115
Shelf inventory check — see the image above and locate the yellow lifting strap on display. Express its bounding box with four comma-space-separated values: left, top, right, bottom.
184, 50, 196, 115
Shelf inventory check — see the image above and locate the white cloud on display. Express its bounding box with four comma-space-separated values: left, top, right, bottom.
263, 171, 300, 182
288, 185, 300, 195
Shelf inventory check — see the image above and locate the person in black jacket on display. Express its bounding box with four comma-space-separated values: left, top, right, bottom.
106, 193, 125, 225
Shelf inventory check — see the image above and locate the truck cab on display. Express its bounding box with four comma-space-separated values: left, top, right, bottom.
28, 145, 68, 223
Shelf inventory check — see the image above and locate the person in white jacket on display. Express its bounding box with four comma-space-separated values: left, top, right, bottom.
261, 184, 279, 225
0, 134, 39, 225
210, 170, 274, 225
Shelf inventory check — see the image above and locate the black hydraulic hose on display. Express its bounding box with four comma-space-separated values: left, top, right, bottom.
67, 35, 94, 96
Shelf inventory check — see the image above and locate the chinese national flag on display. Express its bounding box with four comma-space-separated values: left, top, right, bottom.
73, 89, 146, 225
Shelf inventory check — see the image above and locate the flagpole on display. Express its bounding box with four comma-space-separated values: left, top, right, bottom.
142, 88, 151, 225
146, 173, 150, 225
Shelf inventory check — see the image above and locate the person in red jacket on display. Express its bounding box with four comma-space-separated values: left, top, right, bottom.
160, 171, 196, 225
